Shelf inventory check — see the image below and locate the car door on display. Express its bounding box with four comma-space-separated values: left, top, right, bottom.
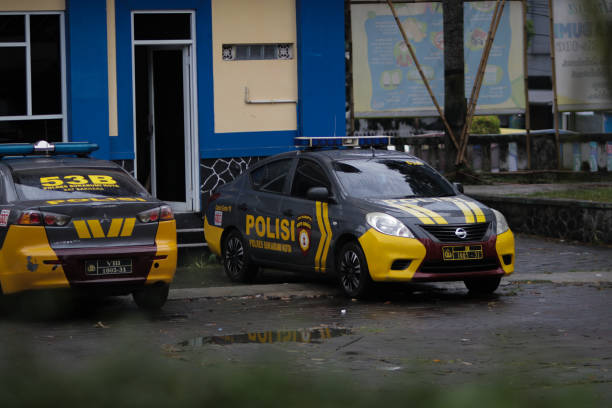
237, 158, 294, 263
280, 158, 334, 273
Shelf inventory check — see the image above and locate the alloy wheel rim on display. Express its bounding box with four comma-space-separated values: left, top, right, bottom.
340, 250, 361, 293
225, 237, 244, 276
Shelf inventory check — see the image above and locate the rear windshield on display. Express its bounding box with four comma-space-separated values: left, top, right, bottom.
332, 158, 455, 199
12, 167, 150, 201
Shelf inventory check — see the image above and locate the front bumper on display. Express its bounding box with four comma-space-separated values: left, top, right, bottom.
358, 228, 515, 283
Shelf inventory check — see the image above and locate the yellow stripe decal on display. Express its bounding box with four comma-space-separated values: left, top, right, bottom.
459, 199, 486, 223
386, 202, 435, 224
444, 198, 475, 224
320, 202, 332, 273
401, 204, 448, 224
73, 220, 91, 239
120, 217, 136, 237
87, 220, 105, 238
314, 201, 326, 272
106, 218, 123, 238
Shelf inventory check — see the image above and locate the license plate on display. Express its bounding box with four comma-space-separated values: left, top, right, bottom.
85, 259, 132, 275
442, 245, 483, 261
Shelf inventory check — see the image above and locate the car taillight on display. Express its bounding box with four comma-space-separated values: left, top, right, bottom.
207, 192, 220, 209
18, 210, 42, 225
160, 205, 174, 220
43, 212, 71, 226
137, 208, 160, 223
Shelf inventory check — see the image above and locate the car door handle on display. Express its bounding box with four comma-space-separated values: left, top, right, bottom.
238, 203, 248, 211
283, 209, 294, 217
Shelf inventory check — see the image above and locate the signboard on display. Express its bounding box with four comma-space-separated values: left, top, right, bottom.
553, 0, 612, 111
351, 1, 525, 118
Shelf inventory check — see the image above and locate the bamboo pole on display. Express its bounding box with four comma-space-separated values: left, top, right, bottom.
522, 0, 531, 169
457, 0, 502, 164
456, 0, 506, 164
548, 0, 561, 169
457, 0, 504, 164
386, 0, 459, 150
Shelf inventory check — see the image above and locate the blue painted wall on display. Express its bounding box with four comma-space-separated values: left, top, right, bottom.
67, 0, 346, 160
296, 0, 346, 137
66, 0, 110, 159
115, 0, 214, 161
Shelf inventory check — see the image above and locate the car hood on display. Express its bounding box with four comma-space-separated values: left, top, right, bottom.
358, 195, 494, 226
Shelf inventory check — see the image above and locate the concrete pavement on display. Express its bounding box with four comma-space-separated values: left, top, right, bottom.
168, 271, 612, 301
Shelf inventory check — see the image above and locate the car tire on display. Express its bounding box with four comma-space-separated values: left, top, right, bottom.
222, 230, 258, 283
133, 282, 169, 310
464, 276, 501, 294
337, 241, 372, 299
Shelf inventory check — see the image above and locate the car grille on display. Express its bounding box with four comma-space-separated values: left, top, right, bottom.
420, 222, 490, 243
419, 258, 500, 274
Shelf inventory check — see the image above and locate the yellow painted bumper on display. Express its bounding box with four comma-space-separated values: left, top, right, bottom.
495, 229, 515, 275
146, 219, 178, 284
204, 217, 224, 257
358, 228, 427, 282
0, 226, 69, 294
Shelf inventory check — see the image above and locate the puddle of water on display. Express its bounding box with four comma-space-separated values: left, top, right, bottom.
179, 327, 352, 347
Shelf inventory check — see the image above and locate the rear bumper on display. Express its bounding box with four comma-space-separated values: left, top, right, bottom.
0, 221, 177, 295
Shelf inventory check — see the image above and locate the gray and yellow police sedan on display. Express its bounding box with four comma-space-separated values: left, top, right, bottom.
205, 148, 514, 298
0, 142, 176, 309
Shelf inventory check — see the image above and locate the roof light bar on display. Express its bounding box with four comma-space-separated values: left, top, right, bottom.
0, 141, 99, 158
294, 136, 392, 148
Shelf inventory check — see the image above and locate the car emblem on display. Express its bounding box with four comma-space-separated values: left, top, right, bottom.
455, 227, 468, 239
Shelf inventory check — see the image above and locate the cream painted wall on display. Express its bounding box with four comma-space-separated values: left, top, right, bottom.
0, 0, 65, 10
212, 0, 297, 133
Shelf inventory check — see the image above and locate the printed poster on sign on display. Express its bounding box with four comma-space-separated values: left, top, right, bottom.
553, 0, 612, 111
351, 1, 525, 117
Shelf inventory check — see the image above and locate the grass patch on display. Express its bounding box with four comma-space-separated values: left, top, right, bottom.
524, 187, 612, 202
0, 343, 604, 408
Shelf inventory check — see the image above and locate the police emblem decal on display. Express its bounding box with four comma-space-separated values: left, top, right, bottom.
297, 214, 313, 255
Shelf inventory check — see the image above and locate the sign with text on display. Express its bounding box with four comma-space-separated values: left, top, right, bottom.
553, 0, 612, 111
351, 1, 525, 117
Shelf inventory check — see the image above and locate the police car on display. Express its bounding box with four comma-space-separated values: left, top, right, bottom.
0, 141, 177, 309
204, 137, 515, 298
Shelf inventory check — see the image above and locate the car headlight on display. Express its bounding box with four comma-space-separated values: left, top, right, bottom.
366, 212, 414, 238
492, 208, 509, 234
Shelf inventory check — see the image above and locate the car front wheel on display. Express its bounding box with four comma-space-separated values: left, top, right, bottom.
337, 241, 372, 299
464, 276, 501, 294
133, 282, 169, 310
222, 230, 258, 283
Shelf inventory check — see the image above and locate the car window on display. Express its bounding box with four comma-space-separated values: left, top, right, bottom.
12, 167, 151, 201
332, 158, 455, 199
250, 159, 292, 194
291, 159, 331, 199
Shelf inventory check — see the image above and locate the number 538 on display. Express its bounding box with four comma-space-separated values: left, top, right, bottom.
40, 175, 117, 187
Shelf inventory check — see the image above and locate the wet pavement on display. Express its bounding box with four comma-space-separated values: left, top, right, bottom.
464, 182, 612, 197
1, 233, 611, 403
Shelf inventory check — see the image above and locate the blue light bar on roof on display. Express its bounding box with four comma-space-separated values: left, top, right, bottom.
294, 136, 391, 148
0, 141, 99, 158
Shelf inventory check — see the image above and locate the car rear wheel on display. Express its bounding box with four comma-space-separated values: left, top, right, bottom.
337, 241, 372, 299
464, 276, 501, 294
222, 230, 258, 283
133, 282, 169, 310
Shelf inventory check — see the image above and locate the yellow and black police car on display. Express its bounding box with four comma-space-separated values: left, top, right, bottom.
205, 137, 514, 298
0, 141, 177, 309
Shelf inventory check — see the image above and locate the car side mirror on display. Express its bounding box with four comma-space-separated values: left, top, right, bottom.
453, 182, 464, 194
307, 186, 330, 201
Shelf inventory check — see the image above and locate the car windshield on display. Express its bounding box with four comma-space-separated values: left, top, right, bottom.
12, 167, 151, 201
332, 158, 455, 199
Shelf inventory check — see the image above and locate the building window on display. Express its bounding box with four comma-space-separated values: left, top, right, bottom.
0, 13, 66, 143
222, 43, 293, 61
